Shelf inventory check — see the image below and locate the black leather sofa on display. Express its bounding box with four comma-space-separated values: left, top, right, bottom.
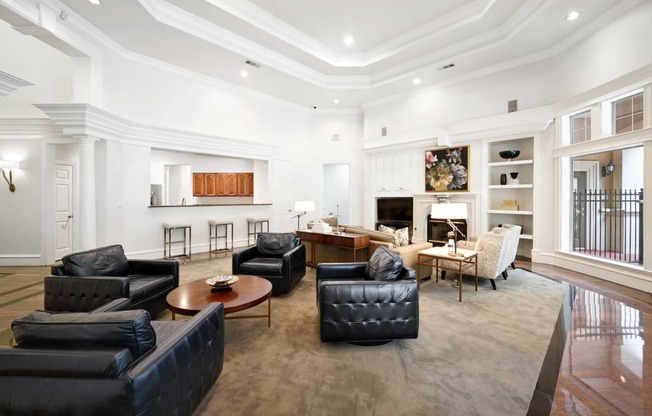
316, 246, 419, 343
45, 244, 179, 316
232, 232, 306, 295
0, 299, 224, 416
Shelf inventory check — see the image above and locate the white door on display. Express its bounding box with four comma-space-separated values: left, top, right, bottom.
55, 163, 74, 260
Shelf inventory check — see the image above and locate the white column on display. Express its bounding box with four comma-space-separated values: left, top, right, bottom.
77, 136, 98, 250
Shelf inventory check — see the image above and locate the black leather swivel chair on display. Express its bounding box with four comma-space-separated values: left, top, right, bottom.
316, 246, 419, 343
232, 232, 306, 295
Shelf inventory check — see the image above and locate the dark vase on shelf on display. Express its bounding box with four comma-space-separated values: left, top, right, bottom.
500, 173, 507, 185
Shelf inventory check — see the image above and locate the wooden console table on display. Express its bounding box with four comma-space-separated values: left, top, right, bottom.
296, 230, 370, 267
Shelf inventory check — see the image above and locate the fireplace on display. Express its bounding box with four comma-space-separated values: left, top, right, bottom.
427, 217, 467, 245
412, 194, 478, 244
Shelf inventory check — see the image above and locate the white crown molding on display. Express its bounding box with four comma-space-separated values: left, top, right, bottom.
446, 106, 554, 142
33, 103, 277, 160
0, 118, 68, 141
0, 70, 33, 97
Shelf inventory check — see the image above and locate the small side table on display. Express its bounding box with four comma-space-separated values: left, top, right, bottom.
163, 223, 192, 262
417, 246, 478, 302
209, 220, 233, 256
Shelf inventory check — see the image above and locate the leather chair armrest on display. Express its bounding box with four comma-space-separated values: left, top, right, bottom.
44, 275, 130, 312
129, 259, 179, 287
232, 246, 260, 274
124, 303, 225, 414
282, 243, 306, 276
316, 263, 367, 281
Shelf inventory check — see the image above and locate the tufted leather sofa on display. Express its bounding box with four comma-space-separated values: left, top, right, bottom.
232, 232, 306, 295
0, 299, 224, 416
45, 244, 179, 316
316, 247, 419, 343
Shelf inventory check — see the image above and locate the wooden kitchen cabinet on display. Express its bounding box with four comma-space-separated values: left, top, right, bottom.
237, 173, 254, 196
192, 173, 204, 196
204, 173, 216, 196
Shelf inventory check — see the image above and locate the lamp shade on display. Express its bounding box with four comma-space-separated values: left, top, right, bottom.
431, 203, 467, 220
295, 200, 315, 212
0, 160, 20, 169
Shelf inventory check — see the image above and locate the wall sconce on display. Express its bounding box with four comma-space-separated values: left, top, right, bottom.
0, 160, 20, 192
601, 161, 615, 177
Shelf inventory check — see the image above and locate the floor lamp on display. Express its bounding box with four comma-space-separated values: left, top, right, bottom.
430, 202, 467, 256
292, 201, 315, 230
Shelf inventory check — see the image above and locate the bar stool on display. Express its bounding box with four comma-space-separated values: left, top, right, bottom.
209, 220, 234, 256
163, 223, 191, 262
247, 217, 269, 245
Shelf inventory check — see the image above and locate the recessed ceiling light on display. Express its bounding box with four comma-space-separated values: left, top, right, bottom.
89, 0, 101, 5
413, 78, 421, 85
566, 11, 580, 21
333, 99, 340, 104
240, 70, 248, 79
344, 35, 354, 46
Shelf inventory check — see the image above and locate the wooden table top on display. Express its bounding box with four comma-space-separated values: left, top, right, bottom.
296, 230, 370, 248
166, 274, 272, 316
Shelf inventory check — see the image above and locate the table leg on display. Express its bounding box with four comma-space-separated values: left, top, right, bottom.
458, 259, 463, 302
267, 296, 271, 327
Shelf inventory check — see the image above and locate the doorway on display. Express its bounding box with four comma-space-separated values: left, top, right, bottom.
54, 162, 74, 261
323, 164, 350, 225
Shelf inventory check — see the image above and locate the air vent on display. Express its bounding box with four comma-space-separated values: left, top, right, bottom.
245, 60, 261, 68
438, 63, 455, 71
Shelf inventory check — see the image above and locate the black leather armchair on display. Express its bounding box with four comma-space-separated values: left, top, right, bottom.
0, 301, 224, 416
45, 244, 179, 316
232, 232, 306, 295
317, 246, 419, 343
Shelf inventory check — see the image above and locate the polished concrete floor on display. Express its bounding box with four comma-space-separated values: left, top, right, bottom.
1, 256, 650, 415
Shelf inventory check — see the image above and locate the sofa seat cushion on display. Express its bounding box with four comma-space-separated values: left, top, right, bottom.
256, 233, 298, 256
11, 309, 156, 359
239, 258, 283, 276
62, 244, 130, 277
365, 246, 404, 281
128, 274, 175, 302
0, 348, 133, 378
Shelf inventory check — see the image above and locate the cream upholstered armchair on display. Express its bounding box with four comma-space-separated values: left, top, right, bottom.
495, 224, 522, 277
440, 227, 517, 289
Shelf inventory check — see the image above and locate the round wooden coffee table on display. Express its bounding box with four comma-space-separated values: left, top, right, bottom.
166, 274, 272, 326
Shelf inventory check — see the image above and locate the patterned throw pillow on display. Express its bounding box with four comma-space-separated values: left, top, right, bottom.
378, 224, 410, 246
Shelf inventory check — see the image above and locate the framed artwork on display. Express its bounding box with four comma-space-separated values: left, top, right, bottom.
425, 146, 470, 192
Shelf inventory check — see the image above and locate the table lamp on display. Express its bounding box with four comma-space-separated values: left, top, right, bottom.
292, 200, 315, 230
430, 202, 467, 256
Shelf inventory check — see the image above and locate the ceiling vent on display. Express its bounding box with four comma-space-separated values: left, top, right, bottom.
438, 63, 455, 71
245, 60, 261, 68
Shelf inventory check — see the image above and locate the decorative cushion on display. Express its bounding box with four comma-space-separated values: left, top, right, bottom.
11, 309, 156, 359
256, 233, 298, 256
365, 246, 404, 281
62, 244, 130, 277
378, 224, 410, 246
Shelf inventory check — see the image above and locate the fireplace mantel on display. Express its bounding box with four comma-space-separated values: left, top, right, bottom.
412, 194, 479, 243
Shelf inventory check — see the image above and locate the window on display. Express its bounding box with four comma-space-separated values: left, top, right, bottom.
570, 110, 591, 143
613, 92, 644, 134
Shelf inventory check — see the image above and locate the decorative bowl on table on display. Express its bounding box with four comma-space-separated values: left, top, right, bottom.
206, 275, 239, 287
498, 150, 520, 160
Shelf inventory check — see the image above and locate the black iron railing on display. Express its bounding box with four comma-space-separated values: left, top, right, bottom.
572, 188, 643, 264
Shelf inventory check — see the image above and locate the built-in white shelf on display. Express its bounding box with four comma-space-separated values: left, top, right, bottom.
487, 209, 533, 215
487, 184, 533, 189
487, 159, 533, 167
520, 234, 533, 240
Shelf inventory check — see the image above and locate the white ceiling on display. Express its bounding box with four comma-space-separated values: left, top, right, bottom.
1, 0, 640, 109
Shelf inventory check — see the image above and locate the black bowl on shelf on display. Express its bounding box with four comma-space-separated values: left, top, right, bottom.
498, 150, 520, 160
